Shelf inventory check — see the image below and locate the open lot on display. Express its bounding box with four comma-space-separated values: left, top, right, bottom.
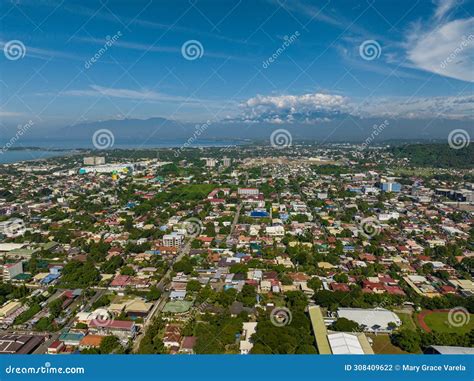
367, 334, 411, 354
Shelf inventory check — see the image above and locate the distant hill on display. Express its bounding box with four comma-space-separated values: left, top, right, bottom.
390, 143, 474, 168
6, 115, 473, 145
58, 117, 190, 140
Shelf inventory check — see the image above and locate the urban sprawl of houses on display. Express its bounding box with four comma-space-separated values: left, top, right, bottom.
0, 144, 473, 356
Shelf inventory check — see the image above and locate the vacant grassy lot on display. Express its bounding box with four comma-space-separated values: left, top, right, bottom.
367, 334, 412, 354
396, 312, 416, 331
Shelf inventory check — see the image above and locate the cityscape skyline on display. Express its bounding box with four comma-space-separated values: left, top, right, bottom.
0, 0, 473, 139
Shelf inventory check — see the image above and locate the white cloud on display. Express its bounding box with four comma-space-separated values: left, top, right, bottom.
406, 1, 474, 82
0, 40, 85, 62
236, 93, 349, 123
434, 0, 457, 20
233, 92, 474, 123
61, 85, 208, 104
354, 95, 474, 120
0, 111, 23, 117
407, 18, 474, 82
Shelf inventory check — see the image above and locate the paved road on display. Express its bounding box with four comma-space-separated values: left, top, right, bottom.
32, 290, 104, 354
132, 240, 192, 352
227, 203, 242, 244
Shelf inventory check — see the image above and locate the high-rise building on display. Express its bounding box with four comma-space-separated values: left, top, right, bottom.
2, 262, 23, 281
222, 157, 231, 167
205, 158, 217, 167
379, 182, 401, 192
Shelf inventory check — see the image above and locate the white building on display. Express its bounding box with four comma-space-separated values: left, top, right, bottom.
222, 157, 231, 167
266, 225, 285, 237
205, 158, 217, 167
2, 262, 23, 281
337, 307, 401, 333
378, 212, 400, 221
327, 332, 365, 355
0, 219, 26, 238
239, 322, 257, 354
238, 188, 259, 196
162, 232, 184, 247
83, 156, 105, 165
78, 164, 133, 174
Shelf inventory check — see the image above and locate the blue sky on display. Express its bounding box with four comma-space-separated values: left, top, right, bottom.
0, 0, 473, 130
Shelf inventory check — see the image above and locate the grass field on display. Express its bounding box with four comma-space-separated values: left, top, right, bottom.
422, 312, 474, 334
396, 312, 416, 331
367, 334, 412, 354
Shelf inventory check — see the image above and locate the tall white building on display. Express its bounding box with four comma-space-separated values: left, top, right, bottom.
205, 158, 217, 167
2, 262, 23, 281
222, 157, 231, 167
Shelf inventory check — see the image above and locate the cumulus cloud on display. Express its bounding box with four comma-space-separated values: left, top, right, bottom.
232, 92, 474, 123
406, 2, 474, 82
235, 93, 349, 123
